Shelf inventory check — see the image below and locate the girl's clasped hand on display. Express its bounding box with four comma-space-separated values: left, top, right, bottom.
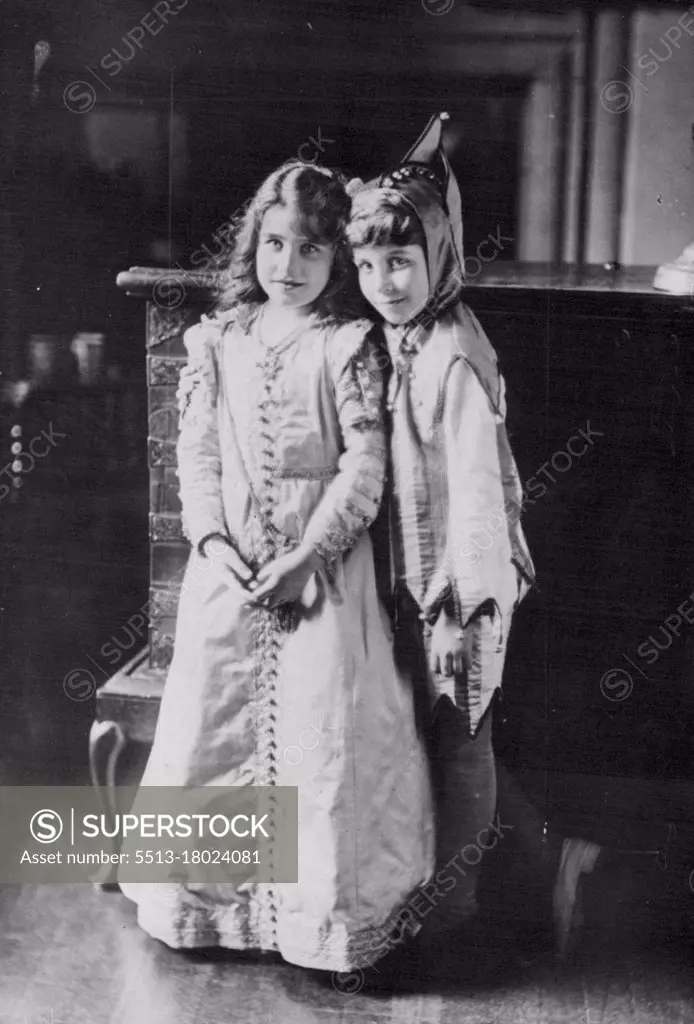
201, 536, 323, 608
249, 547, 324, 608
200, 534, 257, 594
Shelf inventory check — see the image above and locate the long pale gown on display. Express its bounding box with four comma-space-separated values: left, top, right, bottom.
120, 307, 435, 972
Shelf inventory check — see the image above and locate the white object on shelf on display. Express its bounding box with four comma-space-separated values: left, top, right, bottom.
653, 242, 694, 296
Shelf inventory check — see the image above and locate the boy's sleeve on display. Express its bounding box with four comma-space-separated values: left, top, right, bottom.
175, 319, 230, 551
423, 357, 521, 637
301, 325, 386, 566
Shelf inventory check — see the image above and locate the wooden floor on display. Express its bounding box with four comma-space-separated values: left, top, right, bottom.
1, 736, 693, 1024
1, 870, 692, 1024
2, 725, 693, 1023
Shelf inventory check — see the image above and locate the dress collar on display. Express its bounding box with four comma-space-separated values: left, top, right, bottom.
384, 321, 436, 366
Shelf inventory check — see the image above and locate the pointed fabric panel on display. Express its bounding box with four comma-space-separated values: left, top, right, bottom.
402, 112, 463, 275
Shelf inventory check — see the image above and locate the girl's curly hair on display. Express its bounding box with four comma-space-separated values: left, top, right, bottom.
214, 159, 369, 325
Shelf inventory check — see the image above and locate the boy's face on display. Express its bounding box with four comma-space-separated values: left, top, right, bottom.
353, 244, 430, 325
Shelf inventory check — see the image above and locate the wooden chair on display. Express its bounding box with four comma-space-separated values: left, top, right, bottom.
88, 268, 212, 884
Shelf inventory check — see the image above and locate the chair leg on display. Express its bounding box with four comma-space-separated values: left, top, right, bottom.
89, 719, 126, 891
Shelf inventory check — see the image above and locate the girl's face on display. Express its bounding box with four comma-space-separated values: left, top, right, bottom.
256, 204, 335, 311
353, 243, 429, 325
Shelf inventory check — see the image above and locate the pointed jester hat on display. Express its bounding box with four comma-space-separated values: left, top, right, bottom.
348, 111, 465, 300
349, 112, 504, 413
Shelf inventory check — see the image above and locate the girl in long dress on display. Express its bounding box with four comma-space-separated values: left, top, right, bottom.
120, 160, 434, 975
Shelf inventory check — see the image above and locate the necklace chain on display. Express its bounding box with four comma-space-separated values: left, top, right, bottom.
256, 305, 309, 353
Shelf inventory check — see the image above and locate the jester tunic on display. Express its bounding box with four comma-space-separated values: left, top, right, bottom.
351, 171, 535, 736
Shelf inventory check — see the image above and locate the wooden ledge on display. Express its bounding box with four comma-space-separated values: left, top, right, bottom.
116, 267, 217, 303
116, 263, 694, 309
466, 262, 675, 297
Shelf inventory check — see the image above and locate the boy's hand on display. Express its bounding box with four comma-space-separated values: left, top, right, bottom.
428, 610, 466, 677
249, 546, 323, 609
200, 535, 257, 593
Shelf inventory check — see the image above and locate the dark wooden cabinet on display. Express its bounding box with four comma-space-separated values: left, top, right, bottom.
464, 267, 694, 813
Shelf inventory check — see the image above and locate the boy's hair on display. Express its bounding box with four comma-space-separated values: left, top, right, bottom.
215, 159, 368, 324
346, 190, 427, 253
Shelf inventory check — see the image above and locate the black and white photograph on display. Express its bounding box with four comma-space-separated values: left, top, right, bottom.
1, 0, 694, 1020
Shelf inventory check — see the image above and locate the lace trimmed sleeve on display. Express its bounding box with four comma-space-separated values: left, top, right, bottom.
301, 323, 386, 566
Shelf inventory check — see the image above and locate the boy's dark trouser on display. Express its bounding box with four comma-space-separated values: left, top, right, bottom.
393, 592, 496, 930
430, 696, 496, 928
